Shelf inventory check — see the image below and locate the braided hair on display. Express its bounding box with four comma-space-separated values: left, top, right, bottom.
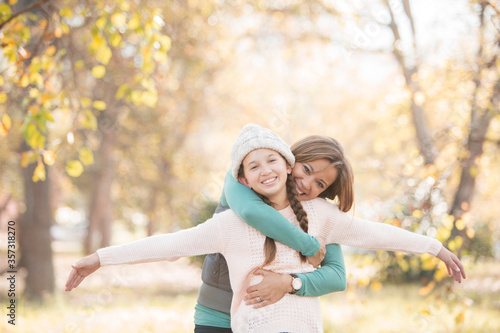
258, 175, 309, 267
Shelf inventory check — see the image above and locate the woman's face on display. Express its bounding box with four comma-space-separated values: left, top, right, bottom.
238, 148, 291, 203
292, 158, 338, 201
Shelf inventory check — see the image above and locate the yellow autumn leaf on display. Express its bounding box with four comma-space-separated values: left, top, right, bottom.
357, 276, 370, 288
46, 45, 57, 56
66, 160, 84, 177
0, 124, 7, 137
412, 209, 423, 219
111, 12, 127, 28
0, 76, 4, 86
418, 281, 435, 296
59, 7, 73, 18
79, 147, 94, 166
0, 92, 7, 103
9, 0, 18, 5
20, 74, 30, 87
455, 312, 465, 324
128, 15, 141, 30
83, 110, 98, 130
80, 97, 92, 107
93, 100, 107, 110
32, 161, 46, 182
42, 150, 56, 165
96, 46, 112, 65
370, 281, 382, 291
2, 113, 12, 130
92, 65, 106, 79
75, 60, 85, 70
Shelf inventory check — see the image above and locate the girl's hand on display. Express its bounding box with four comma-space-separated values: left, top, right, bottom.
436, 247, 466, 283
306, 237, 326, 268
65, 253, 101, 292
244, 268, 292, 309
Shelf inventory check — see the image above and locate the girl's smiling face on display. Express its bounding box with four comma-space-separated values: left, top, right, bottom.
238, 148, 292, 207
292, 159, 338, 201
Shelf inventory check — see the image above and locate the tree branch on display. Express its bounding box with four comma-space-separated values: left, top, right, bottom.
0, 0, 51, 31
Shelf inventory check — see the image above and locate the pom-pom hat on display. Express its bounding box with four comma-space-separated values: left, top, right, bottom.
231, 123, 295, 179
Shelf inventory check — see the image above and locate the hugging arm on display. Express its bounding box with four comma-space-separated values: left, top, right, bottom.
222, 169, 321, 256
244, 243, 346, 308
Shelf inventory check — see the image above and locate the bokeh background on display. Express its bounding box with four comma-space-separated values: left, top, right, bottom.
1, 0, 499, 332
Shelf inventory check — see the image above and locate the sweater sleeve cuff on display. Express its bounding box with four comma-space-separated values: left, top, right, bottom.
429, 240, 443, 257
96, 248, 114, 266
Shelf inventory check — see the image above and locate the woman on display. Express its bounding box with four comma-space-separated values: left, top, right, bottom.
66, 124, 465, 332
195, 131, 465, 332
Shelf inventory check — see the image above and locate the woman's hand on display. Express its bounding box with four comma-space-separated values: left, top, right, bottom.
65, 253, 101, 292
244, 268, 292, 309
436, 246, 466, 283
306, 237, 326, 268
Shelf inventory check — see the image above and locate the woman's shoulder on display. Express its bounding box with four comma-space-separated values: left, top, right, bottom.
301, 197, 340, 212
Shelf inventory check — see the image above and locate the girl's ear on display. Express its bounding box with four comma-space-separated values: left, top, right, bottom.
287, 164, 292, 174
238, 176, 251, 188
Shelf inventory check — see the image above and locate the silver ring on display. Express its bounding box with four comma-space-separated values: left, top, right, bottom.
256, 296, 262, 303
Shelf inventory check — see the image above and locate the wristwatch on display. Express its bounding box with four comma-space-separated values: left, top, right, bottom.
289, 274, 302, 294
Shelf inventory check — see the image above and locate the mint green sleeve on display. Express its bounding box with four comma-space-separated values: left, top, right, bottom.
222, 169, 320, 257
295, 244, 346, 296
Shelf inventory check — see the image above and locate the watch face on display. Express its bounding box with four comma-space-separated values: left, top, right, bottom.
292, 277, 302, 290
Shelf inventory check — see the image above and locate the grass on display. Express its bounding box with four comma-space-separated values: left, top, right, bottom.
1, 254, 499, 333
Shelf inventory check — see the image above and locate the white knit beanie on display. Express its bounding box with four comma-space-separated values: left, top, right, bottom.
231, 123, 295, 179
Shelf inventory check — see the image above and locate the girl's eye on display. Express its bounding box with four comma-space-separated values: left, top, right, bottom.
304, 165, 310, 174
269, 159, 276, 163
317, 182, 324, 189
250, 165, 258, 170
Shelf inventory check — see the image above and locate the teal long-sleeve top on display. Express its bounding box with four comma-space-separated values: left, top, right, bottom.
221, 170, 347, 297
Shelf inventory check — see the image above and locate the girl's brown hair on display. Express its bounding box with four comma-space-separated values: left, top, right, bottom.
291, 135, 354, 213
238, 165, 309, 267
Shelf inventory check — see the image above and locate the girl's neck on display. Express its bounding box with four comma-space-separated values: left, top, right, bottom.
271, 198, 289, 211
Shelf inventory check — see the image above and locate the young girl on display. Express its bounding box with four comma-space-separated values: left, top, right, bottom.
195, 129, 465, 332
66, 124, 465, 332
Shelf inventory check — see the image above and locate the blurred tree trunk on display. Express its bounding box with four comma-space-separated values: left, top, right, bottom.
385, 0, 436, 165
449, 3, 499, 233
84, 84, 117, 254
386, 1, 499, 244
19, 144, 55, 299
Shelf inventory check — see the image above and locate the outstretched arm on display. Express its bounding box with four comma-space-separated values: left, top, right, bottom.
65, 217, 224, 291
222, 169, 320, 257
318, 200, 466, 282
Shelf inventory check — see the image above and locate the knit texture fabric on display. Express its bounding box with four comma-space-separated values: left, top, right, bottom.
230, 123, 295, 180
97, 198, 442, 333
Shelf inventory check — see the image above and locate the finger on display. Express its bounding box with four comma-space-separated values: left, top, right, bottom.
454, 257, 466, 279
246, 285, 259, 295
68, 274, 84, 291
253, 300, 271, 309
446, 263, 452, 276
65, 269, 78, 287
244, 290, 260, 301
253, 268, 268, 276
245, 296, 262, 306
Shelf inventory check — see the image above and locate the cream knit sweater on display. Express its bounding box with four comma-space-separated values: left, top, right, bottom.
97, 198, 442, 333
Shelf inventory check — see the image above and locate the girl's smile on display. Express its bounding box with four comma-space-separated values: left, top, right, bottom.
238, 148, 292, 209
